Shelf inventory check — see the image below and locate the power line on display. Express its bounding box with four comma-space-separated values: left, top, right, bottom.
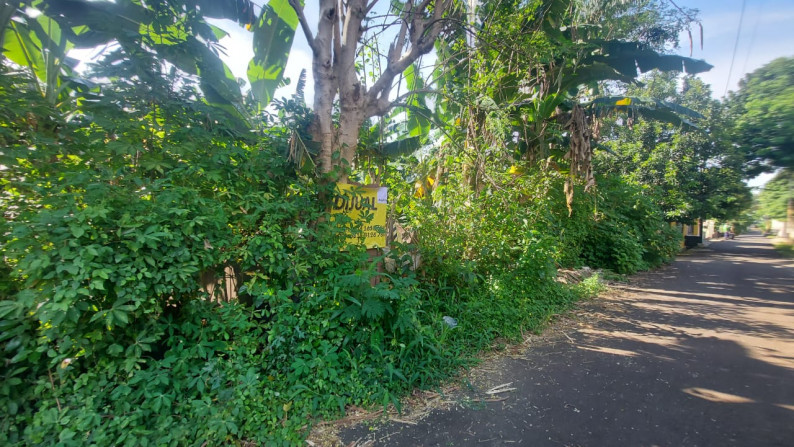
724, 0, 748, 96
741, 0, 765, 75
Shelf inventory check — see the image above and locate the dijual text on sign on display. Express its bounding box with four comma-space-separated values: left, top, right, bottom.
330, 184, 388, 248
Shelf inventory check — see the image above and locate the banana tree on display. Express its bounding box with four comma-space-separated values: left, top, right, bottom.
514, 37, 713, 160
1, 0, 298, 127
509, 3, 711, 209
4, 0, 455, 179
584, 95, 705, 130
422, 0, 712, 211
1, 2, 83, 104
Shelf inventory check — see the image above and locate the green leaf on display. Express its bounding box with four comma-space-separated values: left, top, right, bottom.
585, 96, 703, 129
194, 43, 242, 104
562, 40, 713, 93
404, 64, 431, 138
634, 106, 698, 129
33, 13, 72, 54
657, 100, 705, 119
377, 136, 422, 157
59, 428, 76, 442
195, 0, 257, 25
247, 0, 300, 108
139, 20, 188, 46
592, 40, 713, 77
64, 263, 79, 275
4, 21, 47, 85
108, 344, 124, 356
361, 298, 387, 319
111, 308, 129, 325
0, 300, 22, 319
560, 62, 635, 92
70, 225, 85, 238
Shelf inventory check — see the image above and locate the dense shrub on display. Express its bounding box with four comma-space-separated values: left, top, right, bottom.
0, 73, 450, 445
579, 175, 682, 274
400, 167, 679, 286
390, 168, 598, 355
0, 67, 669, 446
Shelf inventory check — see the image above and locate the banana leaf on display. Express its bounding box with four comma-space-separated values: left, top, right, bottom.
584, 96, 703, 129
403, 63, 432, 138
377, 136, 423, 158
247, 0, 299, 108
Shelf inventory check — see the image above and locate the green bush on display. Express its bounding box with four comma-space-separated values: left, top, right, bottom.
390, 168, 594, 356
0, 72, 449, 445
579, 175, 681, 274
0, 65, 673, 446
580, 218, 646, 274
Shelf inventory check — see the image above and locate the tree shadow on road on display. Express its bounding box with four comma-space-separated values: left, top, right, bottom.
339, 234, 794, 446
562, 292, 794, 447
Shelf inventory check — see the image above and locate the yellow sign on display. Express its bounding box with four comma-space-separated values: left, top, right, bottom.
615, 97, 632, 106
330, 184, 388, 248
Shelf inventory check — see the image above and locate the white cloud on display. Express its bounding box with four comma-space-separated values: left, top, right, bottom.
207, 18, 253, 81
746, 171, 777, 189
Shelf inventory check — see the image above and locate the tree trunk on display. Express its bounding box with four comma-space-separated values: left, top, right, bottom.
310, 0, 338, 177
291, 0, 452, 179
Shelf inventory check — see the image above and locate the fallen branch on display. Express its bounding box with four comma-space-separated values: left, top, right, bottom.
480, 396, 509, 403
485, 382, 516, 395
389, 418, 418, 425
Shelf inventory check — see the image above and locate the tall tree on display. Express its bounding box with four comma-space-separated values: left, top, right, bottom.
756, 170, 794, 220
596, 73, 751, 222
423, 0, 710, 209
730, 57, 794, 176
2, 0, 459, 179
1, 0, 263, 120
288, 0, 454, 178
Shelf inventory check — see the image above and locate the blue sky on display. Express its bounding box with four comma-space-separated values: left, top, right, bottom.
675, 0, 794, 186
676, 0, 794, 98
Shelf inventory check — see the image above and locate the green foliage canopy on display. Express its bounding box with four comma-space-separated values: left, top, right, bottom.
0, 1, 739, 444
756, 169, 794, 220
596, 73, 751, 222
731, 57, 794, 175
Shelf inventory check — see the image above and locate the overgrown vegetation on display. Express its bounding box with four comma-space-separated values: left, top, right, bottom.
0, 66, 609, 445
0, 0, 758, 445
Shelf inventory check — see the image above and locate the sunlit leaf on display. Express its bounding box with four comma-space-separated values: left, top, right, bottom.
377, 136, 422, 157
4, 21, 47, 83
404, 64, 431, 138
247, 0, 300, 108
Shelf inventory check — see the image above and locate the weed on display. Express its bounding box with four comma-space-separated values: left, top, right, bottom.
773, 242, 794, 258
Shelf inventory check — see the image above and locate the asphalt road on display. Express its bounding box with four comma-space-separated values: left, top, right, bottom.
341, 232, 794, 446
